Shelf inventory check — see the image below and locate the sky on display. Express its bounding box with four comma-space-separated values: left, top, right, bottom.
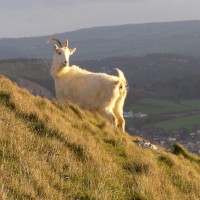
1, 0, 200, 38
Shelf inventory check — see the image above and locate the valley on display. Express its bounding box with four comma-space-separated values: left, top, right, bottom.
126, 98, 200, 155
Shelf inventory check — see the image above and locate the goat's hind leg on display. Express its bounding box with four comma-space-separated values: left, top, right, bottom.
113, 96, 126, 132
115, 113, 125, 132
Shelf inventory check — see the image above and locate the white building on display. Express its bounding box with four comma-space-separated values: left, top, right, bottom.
124, 111, 147, 118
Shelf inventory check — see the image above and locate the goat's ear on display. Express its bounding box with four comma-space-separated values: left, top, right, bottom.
70, 48, 76, 55
54, 44, 59, 52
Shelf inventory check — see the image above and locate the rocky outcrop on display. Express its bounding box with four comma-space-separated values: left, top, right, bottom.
1, 73, 53, 99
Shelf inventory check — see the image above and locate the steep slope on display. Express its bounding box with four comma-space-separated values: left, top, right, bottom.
0, 76, 200, 200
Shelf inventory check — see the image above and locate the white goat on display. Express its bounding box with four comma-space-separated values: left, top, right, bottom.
48, 37, 127, 131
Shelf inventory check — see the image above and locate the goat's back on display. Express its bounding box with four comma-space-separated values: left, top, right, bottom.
55, 66, 121, 110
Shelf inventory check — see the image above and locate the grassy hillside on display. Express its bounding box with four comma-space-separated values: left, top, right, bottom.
0, 76, 200, 200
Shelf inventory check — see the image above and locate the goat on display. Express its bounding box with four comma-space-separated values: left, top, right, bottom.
47, 37, 127, 131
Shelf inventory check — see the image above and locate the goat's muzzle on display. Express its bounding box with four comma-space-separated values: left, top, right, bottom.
61, 61, 68, 67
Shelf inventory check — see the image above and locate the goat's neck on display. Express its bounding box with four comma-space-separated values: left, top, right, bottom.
51, 62, 69, 79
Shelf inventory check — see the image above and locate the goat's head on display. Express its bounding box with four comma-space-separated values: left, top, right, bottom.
47, 37, 76, 67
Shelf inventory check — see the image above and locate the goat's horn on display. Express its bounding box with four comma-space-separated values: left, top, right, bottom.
47, 37, 62, 47
65, 40, 68, 48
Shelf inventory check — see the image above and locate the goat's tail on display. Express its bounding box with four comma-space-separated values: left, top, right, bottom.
115, 68, 127, 95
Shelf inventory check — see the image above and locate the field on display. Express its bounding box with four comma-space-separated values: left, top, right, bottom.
181, 99, 200, 109
126, 98, 200, 130
153, 114, 200, 131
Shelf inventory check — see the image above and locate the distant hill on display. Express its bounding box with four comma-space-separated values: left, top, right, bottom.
0, 76, 200, 200
1, 20, 200, 60
61, 53, 200, 100
2, 53, 200, 101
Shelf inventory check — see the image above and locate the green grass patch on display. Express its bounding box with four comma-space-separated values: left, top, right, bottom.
126, 98, 200, 130
153, 114, 200, 131
127, 98, 193, 115
181, 99, 200, 109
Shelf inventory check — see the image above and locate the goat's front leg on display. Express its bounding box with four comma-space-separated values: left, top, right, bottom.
99, 109, 117, 127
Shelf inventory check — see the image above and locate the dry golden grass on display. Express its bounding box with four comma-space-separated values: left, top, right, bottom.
0, 75, 200, 200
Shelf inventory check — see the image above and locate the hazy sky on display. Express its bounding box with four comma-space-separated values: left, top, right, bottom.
1, 0, 200, 38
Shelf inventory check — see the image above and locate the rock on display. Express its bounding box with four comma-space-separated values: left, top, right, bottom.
16, 78, 53, 98
134, 140, 158, 150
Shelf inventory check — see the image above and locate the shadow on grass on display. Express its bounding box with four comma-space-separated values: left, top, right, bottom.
123, 161, 151, 175
171, 143, 200, 164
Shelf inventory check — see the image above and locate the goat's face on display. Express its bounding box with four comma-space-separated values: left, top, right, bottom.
53, 45, 76, 67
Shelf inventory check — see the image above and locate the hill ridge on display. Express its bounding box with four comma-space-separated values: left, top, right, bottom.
1, 20, 200, 60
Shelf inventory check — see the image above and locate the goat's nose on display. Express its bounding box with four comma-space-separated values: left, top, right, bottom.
64, 61, 68, 65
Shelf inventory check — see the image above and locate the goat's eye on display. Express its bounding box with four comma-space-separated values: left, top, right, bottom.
58, 52, 61, 55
